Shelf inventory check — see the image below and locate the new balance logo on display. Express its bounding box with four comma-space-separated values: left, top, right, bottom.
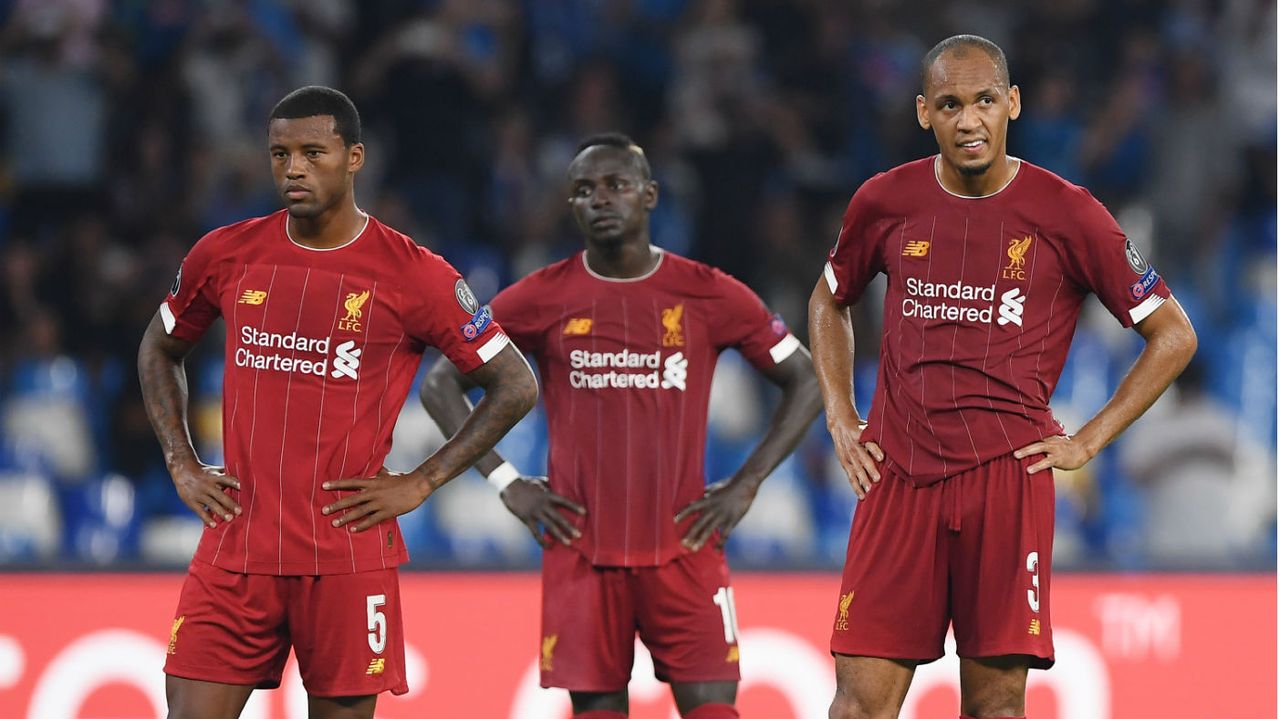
1028, 619, 1041, 636
661, 352, 687, 390
331, 340, 362, 379
996, 288, 1026, 327
366, 658, 385, 675
902, 240, 930, 257
239, 290, 267, 305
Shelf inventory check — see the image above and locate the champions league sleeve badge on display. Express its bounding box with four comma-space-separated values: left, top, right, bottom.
454, 279, 480, 314
170, 266, 183, 297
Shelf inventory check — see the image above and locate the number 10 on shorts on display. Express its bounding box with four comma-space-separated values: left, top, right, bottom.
367, 594, 387, 654
712, 587, 740, 644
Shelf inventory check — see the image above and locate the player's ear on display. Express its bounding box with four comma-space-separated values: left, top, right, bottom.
1008, 85, 1022, 121
347, 142, 365, 174
916, 95, 930, 130
643, 180, 659, 210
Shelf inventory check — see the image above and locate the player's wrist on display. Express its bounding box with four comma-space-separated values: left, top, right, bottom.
486, 461, 521, 493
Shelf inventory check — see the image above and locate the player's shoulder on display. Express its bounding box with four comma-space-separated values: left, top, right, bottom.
364, 215, 460, 274
503, 253, 581, 295
196, 211, 284, 250
847, 156, 934, 209
656, 250, 757, 299
1015, 159, 1101, 207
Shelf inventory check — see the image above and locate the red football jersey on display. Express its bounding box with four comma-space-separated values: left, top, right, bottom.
162, 210, 509, 574
825, 157, 1172, 486
491, 250, 799, 567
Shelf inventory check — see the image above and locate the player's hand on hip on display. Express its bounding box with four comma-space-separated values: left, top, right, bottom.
1015, 434, 1092, 474
829, 419, 884, 499
499, 477, 585, 547
321, 467, 429, 533
674, 478, 756, 551
171, 462, 241, 528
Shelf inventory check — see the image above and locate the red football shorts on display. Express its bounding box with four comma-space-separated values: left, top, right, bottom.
163, 559, 408, 696
829, 452, 1055, 668
540, 542, 742, 690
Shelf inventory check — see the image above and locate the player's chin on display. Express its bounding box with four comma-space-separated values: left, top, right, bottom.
284, 200, 322, 218
954, 155, 994, 177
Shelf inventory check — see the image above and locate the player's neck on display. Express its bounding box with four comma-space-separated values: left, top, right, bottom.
287, 200, 366, 250
936, 155, 1020, 198
584, 239, 660, 279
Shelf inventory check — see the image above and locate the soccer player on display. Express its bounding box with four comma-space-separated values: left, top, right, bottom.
137, 86, 537, 719
420, 133, 822, 719
809, 36, 1197, 719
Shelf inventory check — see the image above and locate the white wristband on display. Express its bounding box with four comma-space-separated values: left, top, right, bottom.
486, 461, 521, 492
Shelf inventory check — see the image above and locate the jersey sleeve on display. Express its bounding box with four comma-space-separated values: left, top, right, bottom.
1064, 187, 1172, 327
161, 231, 223, 343
488, 276, 546, 356
706, 270, 801, 371
401, 252, 509, 374
823, 180, 887, 306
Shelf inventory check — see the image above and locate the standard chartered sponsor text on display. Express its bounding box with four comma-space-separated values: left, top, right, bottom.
236, 326, 331, 376
903, 277, 997, 323
568, 349, 684, 390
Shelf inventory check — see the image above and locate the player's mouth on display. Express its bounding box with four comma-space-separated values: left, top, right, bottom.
957, 139, 987, 155
284, 185, 312, 200
590, 214, 622, 229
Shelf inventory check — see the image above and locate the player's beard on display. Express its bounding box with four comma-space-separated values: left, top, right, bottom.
957, 159, 993, 176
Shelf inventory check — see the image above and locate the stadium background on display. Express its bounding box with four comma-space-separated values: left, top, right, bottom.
0, 1, 1274, 717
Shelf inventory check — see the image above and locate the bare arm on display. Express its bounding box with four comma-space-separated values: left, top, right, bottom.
675, 347, 823, 550
323, 344, 539, 531
137, 311, 241, 527
420, 354, 585, 546
808, 278, 884, 498
1016, 296, 1198, 472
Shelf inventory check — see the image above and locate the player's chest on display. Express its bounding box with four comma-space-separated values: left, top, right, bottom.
885, 216, 1062, 288
541, 295, 709, 361
220, 263, 405, 348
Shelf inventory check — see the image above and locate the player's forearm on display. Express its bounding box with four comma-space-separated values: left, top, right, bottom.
1073, 302, 1197, 457
414, 348, 538, 489
808, 280, 862, 426
419, 359, 511, 476
731, 360, 823, 490
137, 318, 200, 473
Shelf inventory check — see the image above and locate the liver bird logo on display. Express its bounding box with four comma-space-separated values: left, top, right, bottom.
661, 304, 684, 347
541, 634, 558, 671
835, 590, 854, 631
339, 290, 370, 331
1006, 236, 1033, 270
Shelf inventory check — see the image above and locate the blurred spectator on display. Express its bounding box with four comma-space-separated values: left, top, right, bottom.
1122, 360, 1276, 566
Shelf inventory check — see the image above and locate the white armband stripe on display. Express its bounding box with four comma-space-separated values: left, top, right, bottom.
823, 262, 839, 294
159, 303, 176, 334
477, 332, 510, 363
1128, 294, 1166, 324
769, 333, 801, 364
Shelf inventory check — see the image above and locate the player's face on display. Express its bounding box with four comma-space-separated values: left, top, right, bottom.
268, 115, 364, 219
916, 51, 1021, 178
567, 147, 658, 245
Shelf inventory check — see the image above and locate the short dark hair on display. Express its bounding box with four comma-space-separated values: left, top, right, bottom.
574, 132, 652, 180
921, 35, 1010, 93
269, 86, 361, 146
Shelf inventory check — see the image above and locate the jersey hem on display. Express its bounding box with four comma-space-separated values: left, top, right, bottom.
198, 551, 408, 576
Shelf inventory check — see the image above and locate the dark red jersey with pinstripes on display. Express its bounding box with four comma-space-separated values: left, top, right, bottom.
161, 210, 509, 575
825, 157, 1172, 486
491, 250, 800, 567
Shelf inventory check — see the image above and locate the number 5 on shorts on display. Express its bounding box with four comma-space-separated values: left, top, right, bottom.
367, 594, 387, 654
712, 586, 740, 644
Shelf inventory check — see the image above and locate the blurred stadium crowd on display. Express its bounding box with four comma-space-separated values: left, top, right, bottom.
0, 0, 1274, 570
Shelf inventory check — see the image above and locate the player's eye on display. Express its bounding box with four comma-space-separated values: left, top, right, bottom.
306, 150, 322, 158
980, 96, 994, 105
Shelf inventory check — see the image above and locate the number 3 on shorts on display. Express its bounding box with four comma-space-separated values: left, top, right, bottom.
712, 586, 740, 644
1025, 552, 1040, 613
367, 594, 387, 654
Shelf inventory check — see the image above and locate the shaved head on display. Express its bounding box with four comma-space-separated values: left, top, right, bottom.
921, 34, 1009, 94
